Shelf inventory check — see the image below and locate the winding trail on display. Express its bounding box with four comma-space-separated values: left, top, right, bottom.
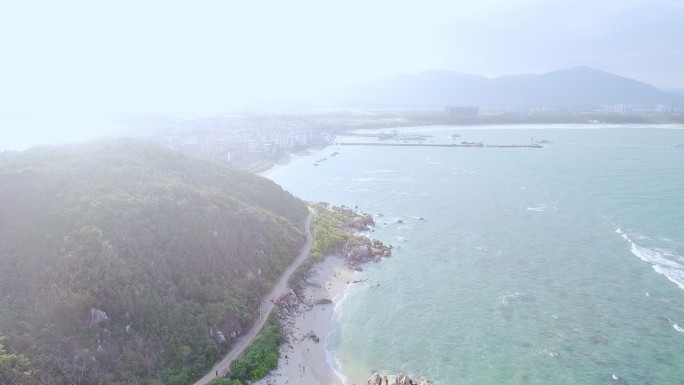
194, 208, 315, 385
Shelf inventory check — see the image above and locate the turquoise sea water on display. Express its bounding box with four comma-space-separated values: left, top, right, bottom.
265, 125, 684, 385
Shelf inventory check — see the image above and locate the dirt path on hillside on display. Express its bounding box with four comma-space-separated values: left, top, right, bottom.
193, 208, 314, 385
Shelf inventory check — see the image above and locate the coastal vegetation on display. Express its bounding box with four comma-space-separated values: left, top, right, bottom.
203, 204, 374, 385
0, 331, 33, 385
214, 312, 281, 384
310, 203, 360, 260
0, 139, 308, 384
288, 202, 373, 288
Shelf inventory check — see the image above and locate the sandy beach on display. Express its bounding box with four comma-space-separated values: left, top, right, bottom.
254, 256, 354, 385
259, 145, 333, 177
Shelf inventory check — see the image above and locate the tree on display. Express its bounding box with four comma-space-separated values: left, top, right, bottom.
0, 336, 34, 385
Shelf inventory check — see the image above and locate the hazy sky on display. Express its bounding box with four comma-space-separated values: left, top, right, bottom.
1, 0, 683, 112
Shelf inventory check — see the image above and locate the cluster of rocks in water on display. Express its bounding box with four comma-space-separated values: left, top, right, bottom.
318, 203, 393, 270
367, 373, 432, 385
327, 203, 376, 231
345, 238, 392, 270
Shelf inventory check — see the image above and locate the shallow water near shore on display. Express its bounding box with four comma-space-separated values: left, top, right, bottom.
265, 125, 684, 385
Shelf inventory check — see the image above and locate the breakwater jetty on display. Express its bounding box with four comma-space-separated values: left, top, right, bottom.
338, 142, 542, 148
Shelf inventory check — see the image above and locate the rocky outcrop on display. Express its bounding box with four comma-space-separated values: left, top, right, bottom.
367, 373, 433, 385
89, 308, 108, 327
275, 288, 301, 314
345, 237, 392, 265
215, 330, 226, 343
350, 213, 376, 230
348, 245, 371, 261
369, 373, 383, 385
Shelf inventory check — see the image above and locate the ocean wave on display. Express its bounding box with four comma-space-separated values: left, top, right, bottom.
674, 324, 684, 333
329, 273, 364, 385
324, 325, 348, 385
652, 265, 684, 290
333, 275, 358, 312
526, 203, 557, 212
500, 292, 521, 306
499, 292, 534, 306
617, 228, 684, 290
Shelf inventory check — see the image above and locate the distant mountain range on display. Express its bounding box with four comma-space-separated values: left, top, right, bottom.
331, 66, 684, 107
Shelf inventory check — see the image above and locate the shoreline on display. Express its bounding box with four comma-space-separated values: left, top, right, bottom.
254, 256, 355, 385
259, 145, 332, 177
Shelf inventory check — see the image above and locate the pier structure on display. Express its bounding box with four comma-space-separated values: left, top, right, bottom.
337, 142, 542, 148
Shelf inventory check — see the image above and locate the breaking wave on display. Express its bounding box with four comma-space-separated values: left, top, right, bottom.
616, 228, 684, 290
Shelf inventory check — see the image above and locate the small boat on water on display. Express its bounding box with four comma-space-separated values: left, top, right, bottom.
451, 133, 461, 139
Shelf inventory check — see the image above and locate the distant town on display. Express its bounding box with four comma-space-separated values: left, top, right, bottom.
116, 104, 684, 172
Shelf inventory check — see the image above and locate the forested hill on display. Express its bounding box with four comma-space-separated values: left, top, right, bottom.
0, 139, 308, 385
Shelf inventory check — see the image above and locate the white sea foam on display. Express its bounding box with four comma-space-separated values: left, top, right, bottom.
652, 265, 684, 290
499, 292, 522, 306
674, 324, 684, 333
354, 177, 379, 183
527, 203, 556, 212
328, 271, 364, 385
618, 228, 684, 290
324, 326, 348, 385
632, 243, 683, 269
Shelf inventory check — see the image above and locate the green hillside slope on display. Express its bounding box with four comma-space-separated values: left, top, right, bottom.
0, 139, 308, 385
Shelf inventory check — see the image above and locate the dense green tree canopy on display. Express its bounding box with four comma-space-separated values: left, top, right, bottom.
0, 139, 308, 384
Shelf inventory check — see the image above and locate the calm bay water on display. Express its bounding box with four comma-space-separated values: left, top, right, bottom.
265, 125, 684, 385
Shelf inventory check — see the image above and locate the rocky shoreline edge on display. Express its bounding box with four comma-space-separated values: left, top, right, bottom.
253, 203, 433, 385
366, 373, 433, 385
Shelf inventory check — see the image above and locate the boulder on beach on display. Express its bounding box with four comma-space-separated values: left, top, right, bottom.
314, 298, 332, 305
305, 331, 319, 342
